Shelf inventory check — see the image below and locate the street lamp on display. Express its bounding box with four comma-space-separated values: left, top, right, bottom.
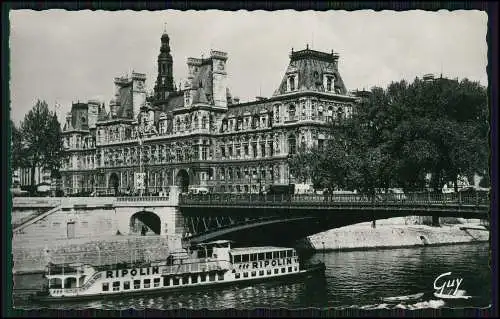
134, 121, 144, 197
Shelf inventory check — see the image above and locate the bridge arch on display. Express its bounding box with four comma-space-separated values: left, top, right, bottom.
130, 210, 161, 235
176, 169, 190, 193
108, 173, 119, 195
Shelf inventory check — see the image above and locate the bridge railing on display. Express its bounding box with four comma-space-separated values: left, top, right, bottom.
178, 192, 489, 207
116, 196, 170, 202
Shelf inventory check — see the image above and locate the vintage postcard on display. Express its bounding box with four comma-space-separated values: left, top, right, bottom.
7, 6, 492, 315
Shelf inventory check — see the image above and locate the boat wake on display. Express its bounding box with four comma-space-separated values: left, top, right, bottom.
352, 292, 446, 310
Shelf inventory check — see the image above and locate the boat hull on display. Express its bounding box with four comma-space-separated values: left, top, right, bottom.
31, 263, 325, 303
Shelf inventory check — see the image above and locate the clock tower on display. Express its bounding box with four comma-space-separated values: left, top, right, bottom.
154, 27, 175, 104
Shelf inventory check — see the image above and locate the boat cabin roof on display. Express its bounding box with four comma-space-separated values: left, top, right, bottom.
196, 240, 234, 247
230, 246, 295, 255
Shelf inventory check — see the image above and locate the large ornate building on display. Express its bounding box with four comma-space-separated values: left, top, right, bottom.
60, 30, 361, 195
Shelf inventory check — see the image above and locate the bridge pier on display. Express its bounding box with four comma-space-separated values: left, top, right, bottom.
432, 215, 441, 227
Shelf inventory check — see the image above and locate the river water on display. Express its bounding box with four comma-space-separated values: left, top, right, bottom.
12, 242, 491, 310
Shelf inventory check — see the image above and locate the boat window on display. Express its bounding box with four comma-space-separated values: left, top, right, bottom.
217, 272, 224, 281
274, 269, 279, 274
192, 275, 198, 284
200, 274, 206, 282
143, 279, 151, 288
279, 251, 285, 258
250, 254, 257, 261
259, 270, 264, 276
265, 252, 272, 260
267, 269, 272, 275
163, 277, 170, 286
243, 272, 249, 278
209, 273, 216, 282
286, 250, 292, 257
134, 280, 141, 289
153, 278, 160, 287
113, 281, 120, 291
288, 267, 292, 272
234, 255, 241, 263
235, 273, 241, 279
293, 251, 297, 257
242, 254, 249, 262
102, 282, 109, 291
173, 277, 180, 286
182, 275, 190, 285
257, 253, 265, 260
281, 267, 286, 273
273, 252, 279, 259
294, 266, 298, 271
251, 271, 256, 277
123, 281, 130, 290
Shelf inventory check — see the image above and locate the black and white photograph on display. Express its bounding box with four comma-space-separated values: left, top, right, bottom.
6, 7, 493, 314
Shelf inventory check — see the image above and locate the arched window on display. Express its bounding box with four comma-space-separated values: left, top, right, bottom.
210, 115, 215, 130
327, 105, 333, 122
288, 134, 297, 155
337, 108, 344, 121
288, 105, 296, 120
193, 114, 199, 129
300, 136, 306, 150
252, 115, 259, 129
236, 117, 243, 131
326, 76, 333, 91
202, 116, 208, 129
176, 118, 181, 132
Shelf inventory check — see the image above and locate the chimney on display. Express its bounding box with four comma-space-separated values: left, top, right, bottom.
332, 52, 340, 69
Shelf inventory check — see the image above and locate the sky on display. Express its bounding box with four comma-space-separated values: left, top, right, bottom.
9, 9, 488, 126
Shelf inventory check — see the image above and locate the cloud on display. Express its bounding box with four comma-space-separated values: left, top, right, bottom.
9, 9, 487, 125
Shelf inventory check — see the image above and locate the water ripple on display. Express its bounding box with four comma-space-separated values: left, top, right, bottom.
13, 243, 490, 310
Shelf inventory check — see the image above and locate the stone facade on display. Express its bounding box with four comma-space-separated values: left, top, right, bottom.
60, 30, 363, 195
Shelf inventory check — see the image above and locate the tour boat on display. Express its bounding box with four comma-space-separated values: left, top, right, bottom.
32, 240, 325, 302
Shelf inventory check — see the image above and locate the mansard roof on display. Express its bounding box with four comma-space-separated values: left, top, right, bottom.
98, 105, 108, 121
69, 102, 89, 130
161, 91, 184, 112
273, 48, 348, 96
226, 100, 273, 118
190, 61, 213, 104
115, 82, 134, 119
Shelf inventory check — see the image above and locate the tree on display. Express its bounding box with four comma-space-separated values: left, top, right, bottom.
289, 75, 488, 195
11, 120, 28, 170
19, 100, 63, 192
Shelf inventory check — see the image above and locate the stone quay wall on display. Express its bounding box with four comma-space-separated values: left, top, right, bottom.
12, 235, 183, 274
298, 218, 489, 251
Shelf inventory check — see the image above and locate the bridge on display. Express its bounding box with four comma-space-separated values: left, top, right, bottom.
12, 189, 489, 247
178, 192, 490, 246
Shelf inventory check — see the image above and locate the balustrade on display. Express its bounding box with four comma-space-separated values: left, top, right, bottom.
179, 192, 489, 207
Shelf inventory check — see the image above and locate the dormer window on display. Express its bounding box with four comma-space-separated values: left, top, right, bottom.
323, 71, 335, 92
286, 70, 298, 92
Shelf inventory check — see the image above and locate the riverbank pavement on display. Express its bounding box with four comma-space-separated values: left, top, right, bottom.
300, 219, 489, 251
